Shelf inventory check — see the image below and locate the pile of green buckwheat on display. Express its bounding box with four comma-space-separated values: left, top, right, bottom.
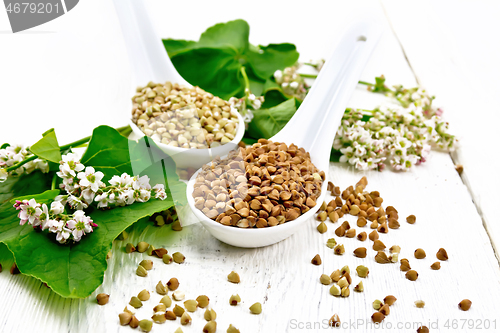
131, 81, 240, 149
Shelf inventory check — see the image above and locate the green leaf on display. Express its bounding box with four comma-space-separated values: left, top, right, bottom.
262, 89, 288, 109
0, 242, 14, 264
261, 78, 289, 108
246, 43, 299, 80
30, 129, 61, 163
246, 98, 297, 140
12, 189, 60, 204
1, 143, 9, 149
0, 193, 175, 298
169, 47, 246, 100
0, 171, 52, 205
80, 126, 134, 182
162, 39, 197, 57
197, 19, 249, 52
164, 19, 299, 100
245, 67, 266, 97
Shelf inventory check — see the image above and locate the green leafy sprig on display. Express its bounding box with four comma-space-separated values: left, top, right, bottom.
0, 126, 185, 298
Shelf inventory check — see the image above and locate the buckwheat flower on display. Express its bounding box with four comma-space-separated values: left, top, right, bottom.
390, 157, 404, 171
67, 210, 93, 242
0, 151, 9, 166
107, 192, 117, 205
18, 198, 42, 226
10, 152, 24, 165
61, 176, 79, 193
354, 144, 367, 157
23, 160, 37, 174
50, 201, 65, 215
355, 160, 369, 171
81, 188, 96, 205
35, 159, 50, 173
396, 137, 412, 149
153, 184, 164, 193
393, 146, 406, 157
38, 204, 50, 230
109, 173, 133, 188
131, 189, 149, 203
133, 175, 151, 191
339, 147, 354, 163
77, 166, 105, 192
56, 227, 72, 244
153, 184, 167, 200
13, 200, 26, 210
421, 144, 431, 159
243, 109, 254, 123
57, 153, 84, 178
114, 189, 135, 206
155, 189, 167, 200
402, 155, 418, 171
349, 157, 360, 166
137, 189, 151, 202
67, 195, 88, 210
47, 218, 64, 234
94, 192, 110, 208
54, 195, 68, 206
274, 69, 283, 81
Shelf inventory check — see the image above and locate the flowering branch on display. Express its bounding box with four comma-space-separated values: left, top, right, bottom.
13, 152, 168, 244
0, 125, 131, 183
0, 145, 49, 181
333, 104, 457, 171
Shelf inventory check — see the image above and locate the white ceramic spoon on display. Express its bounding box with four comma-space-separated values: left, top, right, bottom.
113, 0, 245, 170
186, 18, 383, 248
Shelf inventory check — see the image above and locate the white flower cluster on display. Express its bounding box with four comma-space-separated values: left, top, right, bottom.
0, 144, 49, 182
273, 65, 309, 100
56, 153, 167, 210
14, 198, 96, 244
13, 153, 168, 244
334, 104, 457, 171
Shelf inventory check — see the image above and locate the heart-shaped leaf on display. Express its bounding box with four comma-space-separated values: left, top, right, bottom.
30, 128, 61, 163
163, 19, 299, 100
246, 98, 298, 140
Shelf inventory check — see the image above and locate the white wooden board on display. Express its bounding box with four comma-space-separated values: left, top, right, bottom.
381, 0, 500, 259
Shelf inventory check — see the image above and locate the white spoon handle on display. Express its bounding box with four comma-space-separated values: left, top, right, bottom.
271, 18, 383, 171
112, 0, 188, 87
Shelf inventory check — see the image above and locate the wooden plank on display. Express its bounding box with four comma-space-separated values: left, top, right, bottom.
381, 0, 500, 259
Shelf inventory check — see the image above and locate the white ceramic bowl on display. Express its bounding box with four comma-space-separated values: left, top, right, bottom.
186, 170, 328, 248
129, 112, 246, 170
